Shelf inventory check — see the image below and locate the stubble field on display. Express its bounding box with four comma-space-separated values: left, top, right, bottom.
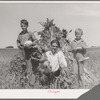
0, 47, 100, 89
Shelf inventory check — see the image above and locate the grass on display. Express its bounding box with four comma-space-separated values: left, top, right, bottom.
0, 47, 100, 89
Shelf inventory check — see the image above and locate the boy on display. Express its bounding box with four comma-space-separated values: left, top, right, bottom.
69, 28, 89, 87
17, 19, 37, 80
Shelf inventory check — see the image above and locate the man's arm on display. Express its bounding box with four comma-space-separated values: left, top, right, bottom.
59, 51, 67, 68
39, 53, 47, 63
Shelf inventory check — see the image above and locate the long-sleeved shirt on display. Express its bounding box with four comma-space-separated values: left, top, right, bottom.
69, 38, 88, 62
46, 50, 67, 72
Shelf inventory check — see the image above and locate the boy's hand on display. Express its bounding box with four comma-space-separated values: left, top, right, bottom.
18, 44, 24, 49
24, 44, 32, 49
76, 47, 82, 50
73, 47, 78, 51
74, 47, 82, 51
32, 40, 38, 46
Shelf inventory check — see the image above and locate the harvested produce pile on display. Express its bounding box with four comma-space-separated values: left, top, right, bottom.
38, 18, 71, 51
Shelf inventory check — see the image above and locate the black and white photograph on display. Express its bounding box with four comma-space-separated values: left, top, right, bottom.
0, 1, 100, 99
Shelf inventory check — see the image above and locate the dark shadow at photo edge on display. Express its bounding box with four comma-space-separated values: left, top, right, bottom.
77, 83, 100, 100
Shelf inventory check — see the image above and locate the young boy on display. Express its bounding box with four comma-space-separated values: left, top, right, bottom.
69, 28, 88, 87
17, 19, 37, 79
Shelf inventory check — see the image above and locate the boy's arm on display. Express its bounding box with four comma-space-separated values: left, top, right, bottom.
76, 42, 88, 50
17, 35, 24, 49
30, 31, 38, 46
82, 42, 88, 49
32, 39, 38, 46
68, 41, 87, 52
71, 42, 88, 55
81, 42, 88, 54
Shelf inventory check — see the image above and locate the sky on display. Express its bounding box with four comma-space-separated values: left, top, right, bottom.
0, 2, 100, 48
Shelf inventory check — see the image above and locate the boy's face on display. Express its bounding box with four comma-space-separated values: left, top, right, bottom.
20, 23, 28, 31
75, 31, 82, 40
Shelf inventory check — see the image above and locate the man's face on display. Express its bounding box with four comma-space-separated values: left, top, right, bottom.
51, 43, 58, 52
20, 23, 28, 31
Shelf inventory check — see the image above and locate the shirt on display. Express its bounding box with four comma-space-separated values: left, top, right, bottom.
46, 50, 67, 72
69, 38, 88, 61
17, 31, 36, 47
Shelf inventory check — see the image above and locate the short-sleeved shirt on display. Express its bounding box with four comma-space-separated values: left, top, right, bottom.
17, 31, 36, 46
70, 38, 88, 62
17, 31, 37, 59
46, 50, 67, 72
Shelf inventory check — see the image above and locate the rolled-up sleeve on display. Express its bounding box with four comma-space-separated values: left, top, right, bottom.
58, 51, 67, 68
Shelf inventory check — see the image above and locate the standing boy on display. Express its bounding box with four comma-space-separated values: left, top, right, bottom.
69, 28, 88, 87
17, 19, 37, 79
